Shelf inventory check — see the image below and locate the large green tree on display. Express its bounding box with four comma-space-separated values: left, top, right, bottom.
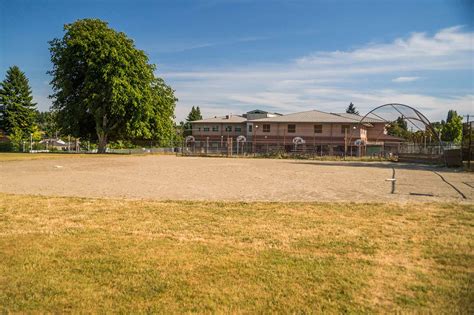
147, 78, 178, 146
0, 66, 37, 136
48, 19, 176, 153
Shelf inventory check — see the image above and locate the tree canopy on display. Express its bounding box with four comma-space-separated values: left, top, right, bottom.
387, 116, 409, 138
441, 110, 463, 143
36, 110, 59, 138
346, 102, 359, 115
0, 66, 37, 136
48, 18, 176, 153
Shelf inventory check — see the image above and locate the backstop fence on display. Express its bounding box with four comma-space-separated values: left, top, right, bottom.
180, 138, 385, 158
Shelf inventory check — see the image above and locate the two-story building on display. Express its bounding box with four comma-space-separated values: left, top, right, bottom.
190, 109, 403, 155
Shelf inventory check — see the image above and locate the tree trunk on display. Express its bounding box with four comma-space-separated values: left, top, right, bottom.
97, 114, 108, 154
97, 133, 107, 154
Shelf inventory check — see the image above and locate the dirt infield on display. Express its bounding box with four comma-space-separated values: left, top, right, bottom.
1, 155, 472, 202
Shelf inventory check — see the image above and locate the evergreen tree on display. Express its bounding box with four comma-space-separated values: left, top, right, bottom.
183, 106, 203, 136
0, 66, 37, 135
346, 102, 359, 115
187, 106, 202, 122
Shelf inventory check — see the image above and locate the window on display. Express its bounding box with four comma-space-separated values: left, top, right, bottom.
235, 127, 242, 132
287, 124, 296, 133
263, 124, 271, 132
248, 125, 253, 133
203, 127, 210, 132
212, 126, 219, 132
341, 125, 350, 134
225, 126, 232, 132
314, 125, 322, 133
197, 127, 201, 132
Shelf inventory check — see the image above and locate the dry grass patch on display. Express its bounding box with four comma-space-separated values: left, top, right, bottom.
0, 194, 472, 313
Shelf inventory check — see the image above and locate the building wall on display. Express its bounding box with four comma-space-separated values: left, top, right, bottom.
366, 123, 388, 141
250, 122, 365, 140
192, 121, 388, 145
192, 122, 246, 139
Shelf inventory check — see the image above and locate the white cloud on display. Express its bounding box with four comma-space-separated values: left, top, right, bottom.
166, 26, 474, 121
296, 26, 473, 67
392, 76, 420, 83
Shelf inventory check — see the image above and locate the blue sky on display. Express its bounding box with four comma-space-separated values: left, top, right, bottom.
1, 0, 473, 121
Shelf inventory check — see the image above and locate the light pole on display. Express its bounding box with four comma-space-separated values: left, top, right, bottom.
313, 130, 316, 156
344, 128, 348, 158
265, 135, 268, 153
253, 125, 259, 154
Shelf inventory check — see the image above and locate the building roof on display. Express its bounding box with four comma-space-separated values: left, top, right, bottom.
330, 112, 384, 123
192, 115, 247, 124
252, 110, 384, 123
191, 110, 385, 124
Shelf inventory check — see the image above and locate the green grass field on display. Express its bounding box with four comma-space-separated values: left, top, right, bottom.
0, 193, 472, 313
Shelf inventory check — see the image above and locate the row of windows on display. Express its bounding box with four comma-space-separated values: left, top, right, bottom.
198, 124, 354, 134
259, 124, 353, 134
198, 126, 242, 132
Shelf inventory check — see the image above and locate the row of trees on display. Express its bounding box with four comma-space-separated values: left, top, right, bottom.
387, 110, 463, 143
0, 19, 178, 153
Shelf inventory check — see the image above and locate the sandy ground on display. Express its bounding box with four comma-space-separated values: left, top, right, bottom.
1, 155, 473, 202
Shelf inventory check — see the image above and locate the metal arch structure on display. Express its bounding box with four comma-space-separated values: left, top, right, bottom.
358, 103, 442, 144
349, 103, 446, 163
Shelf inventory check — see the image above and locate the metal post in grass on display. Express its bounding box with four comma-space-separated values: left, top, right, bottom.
469, 115, 472, 169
